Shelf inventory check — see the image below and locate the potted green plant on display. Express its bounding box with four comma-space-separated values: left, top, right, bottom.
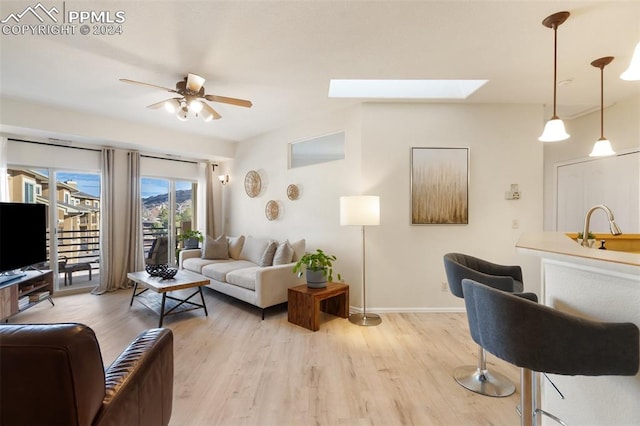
178, 230, 204, 249
293, 249, 341, 289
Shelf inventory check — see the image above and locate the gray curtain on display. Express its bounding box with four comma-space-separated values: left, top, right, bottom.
119, 151, 145, 285
205, 161, 217, 237
0, 138, 8, 202
92, 149, 144, 294
92, 148, 117, 294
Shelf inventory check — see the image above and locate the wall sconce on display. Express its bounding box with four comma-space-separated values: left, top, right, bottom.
218, 175, 229, 185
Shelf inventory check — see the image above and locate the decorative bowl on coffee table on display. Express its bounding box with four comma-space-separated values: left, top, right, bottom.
160, 268, 178, 280
145, 264, 168, 277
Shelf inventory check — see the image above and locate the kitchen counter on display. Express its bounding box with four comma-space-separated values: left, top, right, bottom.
516, 232, 640, 425
516, 232, 640, 268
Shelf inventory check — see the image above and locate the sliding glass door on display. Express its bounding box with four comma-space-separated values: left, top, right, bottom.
6, 167, 101, 291
142, 177, 196, 266
54, 171, 101, 289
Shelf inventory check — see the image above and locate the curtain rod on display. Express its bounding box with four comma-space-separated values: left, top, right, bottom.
7, 138, 218, 166
140, 154, 202, 165
8, 138, 101, 152
9, 138, 218, 167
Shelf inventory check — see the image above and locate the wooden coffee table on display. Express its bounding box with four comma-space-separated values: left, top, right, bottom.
128, 269, 209, 327
288, 282, 349, 331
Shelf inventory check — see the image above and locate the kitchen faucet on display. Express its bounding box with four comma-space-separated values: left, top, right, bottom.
581, 204, 622, 247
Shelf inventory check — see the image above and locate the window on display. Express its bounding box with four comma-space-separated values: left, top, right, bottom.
289, 131, 346, 169
141, 177, 196, 266
23, 181, 35, 203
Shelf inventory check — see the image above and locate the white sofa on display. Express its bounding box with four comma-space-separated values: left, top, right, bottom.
178, 235, 305, 318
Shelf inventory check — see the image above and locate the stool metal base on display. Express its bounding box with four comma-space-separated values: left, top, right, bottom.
349, 313, 382, 326
453, 365, 515, 397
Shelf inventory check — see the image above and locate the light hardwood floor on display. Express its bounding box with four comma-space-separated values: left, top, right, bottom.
10, 287, 522, 425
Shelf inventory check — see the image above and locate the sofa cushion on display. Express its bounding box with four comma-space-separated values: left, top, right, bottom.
259, 241, 278, 267
273, 240, 294, 265
201, 260, 256, 283
228, 235, 245, 260
239, 236, 270, 265
182, 257, 224, 274
202, 234, 229, 260
226, 267, 260, 291
290, 239, 306, 262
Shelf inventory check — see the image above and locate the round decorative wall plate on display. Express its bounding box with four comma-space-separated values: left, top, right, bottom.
244, 170, 261, 198
265, 200, 279, 221
287, 184, 299, 200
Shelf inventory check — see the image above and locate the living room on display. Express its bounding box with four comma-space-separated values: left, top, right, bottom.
1, 1, 639, 425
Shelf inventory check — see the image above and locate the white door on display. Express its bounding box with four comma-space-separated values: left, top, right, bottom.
556, 151, 640, 233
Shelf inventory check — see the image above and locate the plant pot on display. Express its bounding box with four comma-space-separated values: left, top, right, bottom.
184, 237, 200, 249
306, 269, 327, 289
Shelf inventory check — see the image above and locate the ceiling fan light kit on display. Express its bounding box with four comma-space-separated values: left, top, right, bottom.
539, 11, 571, 143
120, 72, 252, 122
164, 98, 180, 114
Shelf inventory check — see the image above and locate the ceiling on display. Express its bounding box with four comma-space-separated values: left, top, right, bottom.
1, 1, 639, 150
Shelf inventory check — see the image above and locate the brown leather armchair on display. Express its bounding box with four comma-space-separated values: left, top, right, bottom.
0, 323, 174, 426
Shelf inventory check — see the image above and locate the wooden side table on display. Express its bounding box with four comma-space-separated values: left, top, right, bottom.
288, 282, 349, 331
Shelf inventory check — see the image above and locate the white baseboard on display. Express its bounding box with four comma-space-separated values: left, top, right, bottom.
348, 306, 465, 314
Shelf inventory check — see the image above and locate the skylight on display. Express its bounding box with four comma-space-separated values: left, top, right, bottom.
328, 79, 488, 99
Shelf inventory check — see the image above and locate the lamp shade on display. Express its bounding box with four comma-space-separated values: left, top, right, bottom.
621, 41, 640, 81
589, 139, 616, 157
164, 98, 180, 114
340, 196, 380, 226
538, 117, 570, 142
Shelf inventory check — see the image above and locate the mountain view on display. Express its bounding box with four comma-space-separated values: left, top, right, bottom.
142, 189, 193, 230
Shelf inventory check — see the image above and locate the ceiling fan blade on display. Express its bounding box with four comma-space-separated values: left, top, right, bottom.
204, 94, 253, 108
202, 102, 222, 120
186, 73, 206, 93
146, 98, 181, 109
147, 100, 168, 109
119, 78, 178, 93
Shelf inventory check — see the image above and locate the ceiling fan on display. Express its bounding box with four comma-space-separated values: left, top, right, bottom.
119, 73, 252, 122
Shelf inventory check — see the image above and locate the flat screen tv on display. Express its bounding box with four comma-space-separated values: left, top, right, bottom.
0, 202, 47, 274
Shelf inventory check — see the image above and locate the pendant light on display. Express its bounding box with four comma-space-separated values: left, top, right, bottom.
621, 41, 640, 81
539, 11, 571, 142
589, 56, 616, 157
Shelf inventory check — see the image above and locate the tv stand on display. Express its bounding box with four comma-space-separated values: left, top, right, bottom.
0, 270, 54, 321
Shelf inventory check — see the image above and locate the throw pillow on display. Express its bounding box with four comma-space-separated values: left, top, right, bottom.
228, 235, 245, 259
259, 241, 278, 267
201, 234, 229, 260
239, 236, 270, 265
273, 240, 294, 265
290, 238, 306, 262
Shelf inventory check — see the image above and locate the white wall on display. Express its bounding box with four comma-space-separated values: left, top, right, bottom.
543, 94, 640, 231
0, 97, 237, 161
228, 103, 544, 310
224, 106, 364, 295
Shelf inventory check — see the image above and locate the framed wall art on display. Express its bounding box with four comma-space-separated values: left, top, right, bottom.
410, 147, 469, 225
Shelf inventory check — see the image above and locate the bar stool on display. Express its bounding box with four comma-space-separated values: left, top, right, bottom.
461, 278, 639, 426
443, 253, 524, 397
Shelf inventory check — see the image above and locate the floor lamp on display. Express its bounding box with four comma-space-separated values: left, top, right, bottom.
340, 195, 381, 326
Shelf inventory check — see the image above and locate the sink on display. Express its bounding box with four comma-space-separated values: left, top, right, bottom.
566, 233, 640, 253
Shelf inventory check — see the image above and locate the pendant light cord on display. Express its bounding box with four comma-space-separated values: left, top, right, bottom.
552, 24, 558, 118
600, 65, 604, 139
